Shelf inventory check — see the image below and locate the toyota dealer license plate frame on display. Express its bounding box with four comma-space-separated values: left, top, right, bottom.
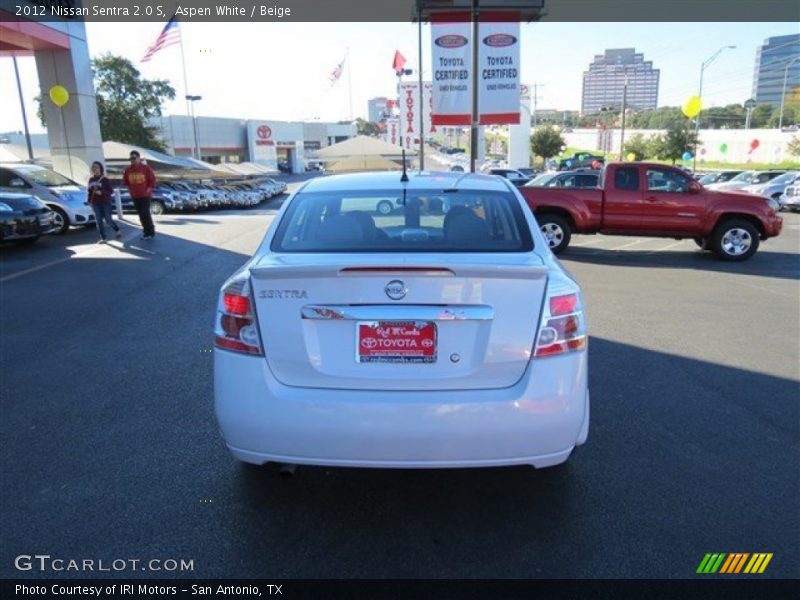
356, 321, 438, 364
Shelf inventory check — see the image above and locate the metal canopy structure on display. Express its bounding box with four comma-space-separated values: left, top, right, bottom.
102, 141, 238, 179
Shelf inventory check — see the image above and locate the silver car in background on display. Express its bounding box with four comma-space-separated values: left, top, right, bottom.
742, 171, 800, 208
706, 170, 786, 192
0, 163, 95, 234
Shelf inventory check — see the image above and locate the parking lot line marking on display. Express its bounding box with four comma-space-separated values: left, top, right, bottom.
608, 239, 647, 251
571, 238, 605, 247
732, 278, 795, 299
644, 241, 686, 253
0, 229, 141, 284
587, 239, 645, 253
0, 257, 76, 283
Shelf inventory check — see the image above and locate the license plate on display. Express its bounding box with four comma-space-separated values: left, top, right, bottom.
357, 321, 437, 363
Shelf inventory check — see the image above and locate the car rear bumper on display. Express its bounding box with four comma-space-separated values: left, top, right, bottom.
214, 348, 589, 469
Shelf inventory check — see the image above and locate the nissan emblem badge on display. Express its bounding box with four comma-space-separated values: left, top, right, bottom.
384, 280, 407, 301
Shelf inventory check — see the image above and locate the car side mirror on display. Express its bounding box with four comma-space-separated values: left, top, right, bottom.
688, 181, 702, 194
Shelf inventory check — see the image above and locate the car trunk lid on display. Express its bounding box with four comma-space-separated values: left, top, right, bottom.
249, 253, 547, 391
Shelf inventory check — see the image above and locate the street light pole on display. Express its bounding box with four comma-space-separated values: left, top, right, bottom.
12, 56, 34, 162
186, 94, 202, 160
778, 57, 800, 130
694, 45, 736, 172
619, 74, 628, 161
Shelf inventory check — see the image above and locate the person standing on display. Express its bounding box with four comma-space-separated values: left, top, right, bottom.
87, 161, 122, 243
123, 150, 157, 239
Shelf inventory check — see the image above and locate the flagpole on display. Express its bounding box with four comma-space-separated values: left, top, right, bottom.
177, 24, 194, 158
346, 47, 353, 120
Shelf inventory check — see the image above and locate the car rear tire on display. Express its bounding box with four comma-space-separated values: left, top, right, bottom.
377, 200, 393, 216
49, 206, 69, 235
711, 219, 760, 261
538, 214, 572, 254
150, 200, 165, 215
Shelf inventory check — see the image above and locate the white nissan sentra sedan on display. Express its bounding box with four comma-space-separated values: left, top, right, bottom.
214, 171, 589, 470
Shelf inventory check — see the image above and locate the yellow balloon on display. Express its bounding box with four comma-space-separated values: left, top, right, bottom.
49, 85, 70, 107
626, 152, 636, 161
682, 95, 702, 118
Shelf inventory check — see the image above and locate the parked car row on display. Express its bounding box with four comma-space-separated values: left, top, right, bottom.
115, 177, 288, 214
0, 162, 290, 237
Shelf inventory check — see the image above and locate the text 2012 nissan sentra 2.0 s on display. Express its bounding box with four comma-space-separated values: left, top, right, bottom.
214, 171, 589, 470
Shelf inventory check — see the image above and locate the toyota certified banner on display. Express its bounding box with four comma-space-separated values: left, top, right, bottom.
399, 82, 435, 149
430, 13, 472, 126
430, 12, 520, 126
479, 17, 521, 124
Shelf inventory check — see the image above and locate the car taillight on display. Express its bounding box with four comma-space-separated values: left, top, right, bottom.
534, 283, 587, 358
214, 277, 263, 355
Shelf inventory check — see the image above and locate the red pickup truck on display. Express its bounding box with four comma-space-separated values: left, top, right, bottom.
519, 162, 783, 261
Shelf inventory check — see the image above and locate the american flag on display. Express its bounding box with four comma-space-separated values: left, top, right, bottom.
141, 17, 181, 63
329, 55, 346, 86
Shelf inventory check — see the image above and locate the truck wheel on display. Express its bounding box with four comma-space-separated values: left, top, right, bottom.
538, 215, 571, 254
711, 219, 759, 261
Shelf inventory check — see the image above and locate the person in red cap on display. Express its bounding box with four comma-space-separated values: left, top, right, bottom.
123, 150, 157, 239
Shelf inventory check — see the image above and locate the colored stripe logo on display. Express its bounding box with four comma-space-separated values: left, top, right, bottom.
697, 553, 773, 574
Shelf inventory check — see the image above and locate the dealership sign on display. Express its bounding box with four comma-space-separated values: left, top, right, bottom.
246, 122, 278, 170
430, 12, 520, 126
398, 82, 435, 150
383, 118, 400, 146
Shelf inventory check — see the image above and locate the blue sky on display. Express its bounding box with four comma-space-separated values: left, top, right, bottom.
1, 21, 797, 133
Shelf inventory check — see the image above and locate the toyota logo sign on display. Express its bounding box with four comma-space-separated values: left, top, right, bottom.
257, 125, 272, 140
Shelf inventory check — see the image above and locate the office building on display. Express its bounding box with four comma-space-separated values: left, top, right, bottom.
367, 97, 389, 123
581, 48, 659, 115
752, 34, 800, 106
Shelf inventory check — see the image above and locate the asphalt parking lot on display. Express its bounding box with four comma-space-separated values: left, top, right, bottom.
1, 184, 798, 579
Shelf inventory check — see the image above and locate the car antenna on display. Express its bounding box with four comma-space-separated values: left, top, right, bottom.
400, 149, 409, 183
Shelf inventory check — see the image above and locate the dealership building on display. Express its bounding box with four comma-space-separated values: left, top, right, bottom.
150, 116, 356, 173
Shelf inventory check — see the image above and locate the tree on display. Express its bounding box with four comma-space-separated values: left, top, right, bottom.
788, 136, 800, 158
354, 118, 381, 137
92, 54, 175, 151
530, 126, 565, 162
768, 106, 797, 128
623, 133, 650, 160
647, 133, 668, 160
661, 121, 699, 164
749, 103, 776, 129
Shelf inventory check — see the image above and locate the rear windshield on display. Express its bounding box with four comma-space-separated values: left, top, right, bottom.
271, 189, 533, 253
